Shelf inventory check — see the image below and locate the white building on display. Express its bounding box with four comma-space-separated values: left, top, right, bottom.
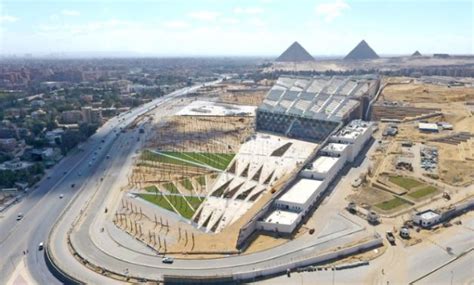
418, 123, 439, 132
275, 178, 325, 212
330, 120, 373, 162
413, 210, 441, 228
260, 210, 300, 233
300, 156, 344, 181
259, 119, 374, 234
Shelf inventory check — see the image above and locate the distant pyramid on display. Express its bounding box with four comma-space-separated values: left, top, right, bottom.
412, 50, 422, 57
344, 40, 379, 60
275, 41, 315, 62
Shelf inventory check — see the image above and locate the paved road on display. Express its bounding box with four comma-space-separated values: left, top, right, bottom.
0, 82, 212, 284
47, 94, 379, 282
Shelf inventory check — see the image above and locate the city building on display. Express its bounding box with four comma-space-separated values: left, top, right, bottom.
0, 138, 18, 152
0, 159, 33, 171
82, 107, 103, 124
61, 110, 84, 124
45, 128, 64, 145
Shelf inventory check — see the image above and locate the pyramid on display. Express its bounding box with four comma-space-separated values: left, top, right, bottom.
344, 40, 379, 60
275, 41, 315, 62
412, 50, 422, 57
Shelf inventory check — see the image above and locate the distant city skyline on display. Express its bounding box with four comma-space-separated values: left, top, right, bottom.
0, 0, 473, 57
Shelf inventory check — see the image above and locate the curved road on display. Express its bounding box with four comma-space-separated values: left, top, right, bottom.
0, 82, 212, 285
47, 86, 381, 283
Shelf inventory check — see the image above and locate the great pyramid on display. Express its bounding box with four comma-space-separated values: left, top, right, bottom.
344, 40, 379, 60
275, 41, 315, 62
412, 50, 422, 57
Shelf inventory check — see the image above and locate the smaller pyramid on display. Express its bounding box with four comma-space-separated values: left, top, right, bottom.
412, 50, 422, 57
275, 41, 315, 62
344, 40, 379, 60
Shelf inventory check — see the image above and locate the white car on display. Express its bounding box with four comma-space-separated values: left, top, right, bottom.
162, 257, 174, 264
59, 194, 64, 199
38, 242, 44, 250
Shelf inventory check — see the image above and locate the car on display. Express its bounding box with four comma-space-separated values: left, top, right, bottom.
71, 184, 75, 188
59, 194, 64, 199
38, 242, 44, 250
47, 176, 51, 179
162, 257, 174, 264
17, 213, 24, 221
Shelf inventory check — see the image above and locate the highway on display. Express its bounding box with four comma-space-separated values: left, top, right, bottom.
0, 82, 211, 285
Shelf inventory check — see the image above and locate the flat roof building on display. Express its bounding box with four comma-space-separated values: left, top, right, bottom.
413, 210, 441, 228
311, 156, 339, 174
276, 178, 324, 211
418, 123, 439, 132
331, 120, 372, 143
322, 143, 348, 154
263, 210, 299, 225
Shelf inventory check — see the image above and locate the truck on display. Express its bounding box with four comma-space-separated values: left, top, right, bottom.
386, 231, 396, 245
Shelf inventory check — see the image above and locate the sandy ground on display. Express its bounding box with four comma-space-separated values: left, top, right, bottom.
382, 83, 474, 104
370, 78, 474, 189
146, 115, 254, 153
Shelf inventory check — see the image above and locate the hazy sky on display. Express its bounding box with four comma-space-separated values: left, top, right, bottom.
0, 0, 472, 56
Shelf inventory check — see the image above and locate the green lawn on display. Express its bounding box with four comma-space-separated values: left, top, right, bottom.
139, 193, 203, 220
180, 178, 194, 190
163, 182, 179, 194
375, 197, 409, 211
408, 186, 438, 199
185, 196, 204, 209
196, 176, 206, 186
163, 151, 235, 170
141, 150, 235, 171
141, 150, 198, 168
139, 194, 175, 213
144, 185, 159, 193
389, 176, 423, 190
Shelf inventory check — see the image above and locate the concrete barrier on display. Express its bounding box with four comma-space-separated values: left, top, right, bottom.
44, 245, 85, 285
233, 236, 382, 281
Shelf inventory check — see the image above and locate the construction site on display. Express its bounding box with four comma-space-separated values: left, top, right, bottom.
109, 73, 474, 266
108, 76, 387, 257
348, 77, 474, 220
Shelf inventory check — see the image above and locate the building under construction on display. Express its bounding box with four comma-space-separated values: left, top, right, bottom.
256, 75, 380, 142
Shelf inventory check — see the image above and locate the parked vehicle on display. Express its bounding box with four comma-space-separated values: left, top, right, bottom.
386, 231, 396, 245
